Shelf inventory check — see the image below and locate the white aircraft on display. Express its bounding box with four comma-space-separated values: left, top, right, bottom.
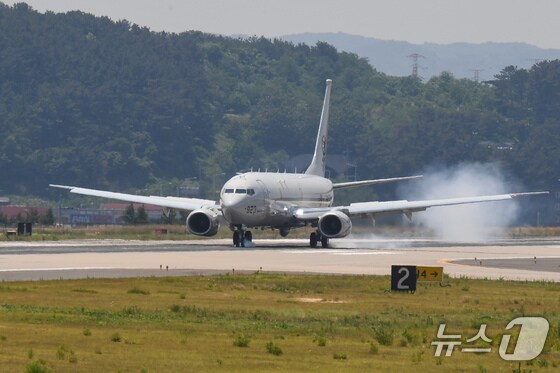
51, 79, 547, 248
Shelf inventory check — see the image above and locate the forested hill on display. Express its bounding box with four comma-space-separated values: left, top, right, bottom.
1, 3, 560, 201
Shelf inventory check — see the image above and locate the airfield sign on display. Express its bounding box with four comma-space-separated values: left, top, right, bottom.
417, 266, 443, 283
391, 265, 417, 292
392, 265, 444, 291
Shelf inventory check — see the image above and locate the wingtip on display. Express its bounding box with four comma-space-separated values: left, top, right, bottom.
49, 184, 75, 190
510, 191, 549, 198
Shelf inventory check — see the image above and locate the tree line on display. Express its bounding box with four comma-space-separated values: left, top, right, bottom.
0, 3, 559, 222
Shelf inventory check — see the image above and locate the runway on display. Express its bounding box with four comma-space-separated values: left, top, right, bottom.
0, 237, 559, 281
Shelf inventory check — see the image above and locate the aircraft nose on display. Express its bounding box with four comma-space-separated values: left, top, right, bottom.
221, 194, 245, 208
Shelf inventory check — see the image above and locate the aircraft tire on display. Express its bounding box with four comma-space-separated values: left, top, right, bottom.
310, 232, 318, 248
321, 236, 329, 248
233, 231, 240, 247
245, 230, 252, 242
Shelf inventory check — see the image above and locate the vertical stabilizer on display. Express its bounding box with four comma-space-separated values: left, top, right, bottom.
305, 79, 332, 177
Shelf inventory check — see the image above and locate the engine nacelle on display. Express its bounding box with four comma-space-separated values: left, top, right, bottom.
186, 208, 220, 236
318, 210, 352, 238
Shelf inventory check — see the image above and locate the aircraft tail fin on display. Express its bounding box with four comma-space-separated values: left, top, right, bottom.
305, 79, 332, 177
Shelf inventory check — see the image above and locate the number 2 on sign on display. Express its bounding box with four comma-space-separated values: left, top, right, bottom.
397, 267, 410, 289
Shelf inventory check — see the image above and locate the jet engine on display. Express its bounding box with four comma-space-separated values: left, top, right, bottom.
186, 208, 220, 236
318, 210, 352, 238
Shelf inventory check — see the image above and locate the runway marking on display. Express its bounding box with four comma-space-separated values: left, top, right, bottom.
449, 256, 560, 261
0, 267, 133, 272
280, 249, 403, 255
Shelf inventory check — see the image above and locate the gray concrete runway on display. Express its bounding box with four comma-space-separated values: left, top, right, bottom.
0, 237, 558, 281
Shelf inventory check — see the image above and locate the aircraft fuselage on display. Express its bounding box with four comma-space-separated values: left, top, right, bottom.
220, 172, 333, 228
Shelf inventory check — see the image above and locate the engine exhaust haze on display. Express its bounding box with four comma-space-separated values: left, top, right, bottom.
397, 163, 520, 242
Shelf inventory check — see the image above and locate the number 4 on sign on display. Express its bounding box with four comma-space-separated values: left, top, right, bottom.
416, 266, 444, 284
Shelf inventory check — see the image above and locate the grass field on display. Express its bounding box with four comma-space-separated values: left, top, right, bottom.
0, 274, 558, 372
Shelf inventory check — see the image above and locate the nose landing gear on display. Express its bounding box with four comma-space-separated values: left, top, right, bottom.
233, 227, 253, 247
279, 227, 290, 237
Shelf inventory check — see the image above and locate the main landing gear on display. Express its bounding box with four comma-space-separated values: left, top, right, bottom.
309, 231, 329, 248
233, 227, 253, 247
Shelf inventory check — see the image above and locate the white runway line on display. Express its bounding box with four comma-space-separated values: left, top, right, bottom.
0, 267, 122, 272
280, 249, 402, 255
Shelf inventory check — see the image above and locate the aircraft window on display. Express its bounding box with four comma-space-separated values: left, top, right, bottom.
247, 189, 255, 195
235, 189, 247, 194
224, 189, 234, 193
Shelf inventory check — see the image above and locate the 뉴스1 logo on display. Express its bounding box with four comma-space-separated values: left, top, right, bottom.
499, 317, 549, 361
432, 317, 549, 361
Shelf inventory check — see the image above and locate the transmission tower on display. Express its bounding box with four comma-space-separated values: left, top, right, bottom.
407, 53, 425, 78
470, 69, 484, 82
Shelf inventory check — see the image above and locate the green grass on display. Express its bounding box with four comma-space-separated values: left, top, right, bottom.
0, 274, 558, 372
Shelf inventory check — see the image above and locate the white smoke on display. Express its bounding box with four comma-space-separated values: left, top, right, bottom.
397, 163, 520, 242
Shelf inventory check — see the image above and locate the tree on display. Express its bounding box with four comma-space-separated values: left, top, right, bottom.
40, 208, 55, 226
26, 209, 40, 224
136, 205, 148, 225
122, 204, 135, 225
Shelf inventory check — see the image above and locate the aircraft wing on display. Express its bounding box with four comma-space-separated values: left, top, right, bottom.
50, 184, 219, 211
332, 175, 423, 189
293, 192, 548, 220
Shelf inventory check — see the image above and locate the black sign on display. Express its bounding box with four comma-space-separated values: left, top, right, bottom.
17, 222, 32, 236
391, 265, 417, 292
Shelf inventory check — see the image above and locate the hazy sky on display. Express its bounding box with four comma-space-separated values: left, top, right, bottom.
4, 0, 560, 49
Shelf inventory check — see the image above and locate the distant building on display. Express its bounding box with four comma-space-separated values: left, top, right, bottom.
54, 203, 163, 225
1, 206, 48, 220
100, 203, 162, 222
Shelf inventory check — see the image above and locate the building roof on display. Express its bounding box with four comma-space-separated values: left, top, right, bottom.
1, 206, 48, 219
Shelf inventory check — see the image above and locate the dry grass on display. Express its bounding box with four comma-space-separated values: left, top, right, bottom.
2, 224, 560, 242
0, 224, 317, 241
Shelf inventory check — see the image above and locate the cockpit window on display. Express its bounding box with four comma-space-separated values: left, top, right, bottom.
227, 188, 254, 195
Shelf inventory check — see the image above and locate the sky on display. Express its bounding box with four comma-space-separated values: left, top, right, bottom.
3, 0, 560, 49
